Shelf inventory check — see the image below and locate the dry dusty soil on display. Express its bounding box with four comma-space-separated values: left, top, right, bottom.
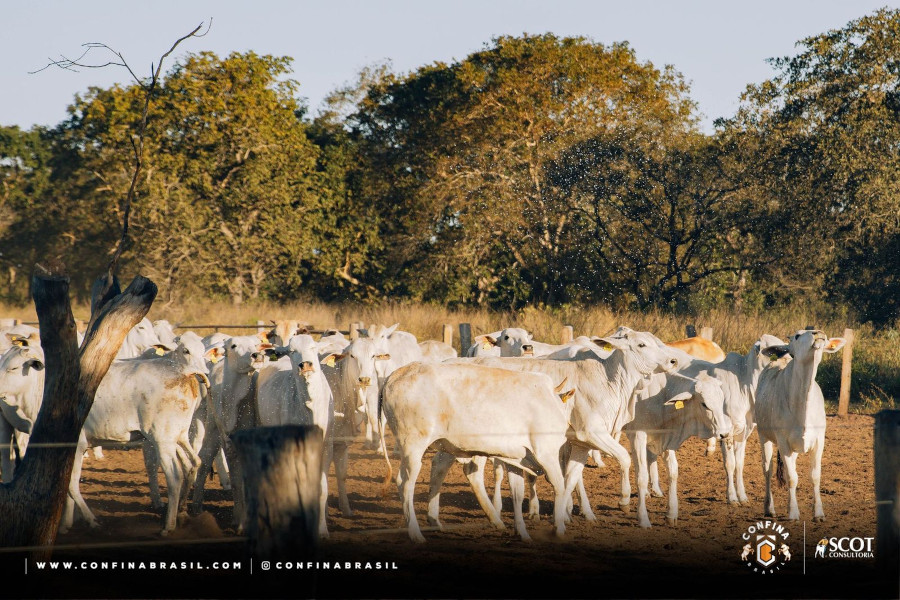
6, 413, 898, 599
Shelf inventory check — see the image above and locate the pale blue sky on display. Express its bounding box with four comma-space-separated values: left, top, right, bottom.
3, 1, 898, 133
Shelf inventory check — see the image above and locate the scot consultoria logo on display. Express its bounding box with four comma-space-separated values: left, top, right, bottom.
740, 520, 792, 574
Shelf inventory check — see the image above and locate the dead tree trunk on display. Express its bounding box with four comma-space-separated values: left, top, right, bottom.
0, 265, 156, 558
230, 425, 323, 560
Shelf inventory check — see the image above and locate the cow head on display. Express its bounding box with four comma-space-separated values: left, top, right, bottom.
169, 331, 211, 376
596, 329, 680, 375
495, 328, 533, 357
337, 336, 391, 448
267, 320, 311, 346
666, 372, 731, 439
223, 335, 270, 374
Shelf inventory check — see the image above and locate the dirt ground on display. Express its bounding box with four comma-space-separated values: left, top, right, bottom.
12, 413, 899, 599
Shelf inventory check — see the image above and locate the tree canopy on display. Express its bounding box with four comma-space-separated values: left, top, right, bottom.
3, 13, 900, 325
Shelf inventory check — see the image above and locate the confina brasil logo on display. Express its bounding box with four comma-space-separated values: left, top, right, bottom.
740, 520, 792, 574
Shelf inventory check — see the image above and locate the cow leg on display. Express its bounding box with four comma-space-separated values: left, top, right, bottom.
589, 449, 606, 467
190, 422, 220, 514
157, 441, 184, 535
92, 446, 105, 460
734, 438, 750, 504
398, 444, 427, 543
630, 431, 651, 528
214, 448, 231, 490
665, 450, 679, 526
492, 458, 504, 514
782, 450, 801, 521
333, 440, 353, 517
760, 438, 776, 517
721, 437, 739, 504
426, 450, 455, 528
566, 445, 596, 522
63, 434, 97, 533
534, 447, 567, 539
223, 439, 247, 532
462, 456, 504, 529
582, 430, 631, 510
811, 434, 825, 521
525, 472, 540, 520
318, 437, 332, 538
648, 453, 663, 497
705, 437, 717, 457
506, 466, 531, 541
143, 440, 163, 509
0, 419, 14, 483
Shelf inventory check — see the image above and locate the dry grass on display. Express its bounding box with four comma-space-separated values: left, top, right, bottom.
3, 298, 897, 410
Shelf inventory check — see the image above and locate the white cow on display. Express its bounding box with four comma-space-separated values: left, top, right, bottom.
625, 370, 731, 527
0, 324, 40, 352
419, 340, 458, 362
64, 333, 212, 535
381, 362, 575, 542
0, 334, 45, 481
465, 331, 502, 357
755, 329, 845, 521
255, 334, 336, 537
115, 317, 174, 359
265, 320, 310, 346
435, 329, 681, 526
191, 334, 269, 527
152, 319, 178, 348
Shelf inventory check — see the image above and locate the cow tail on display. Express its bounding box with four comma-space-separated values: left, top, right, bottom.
378, 386, 393, 498
775, 450, 786, 488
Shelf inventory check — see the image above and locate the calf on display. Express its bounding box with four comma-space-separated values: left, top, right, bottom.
754, 330, 844, 521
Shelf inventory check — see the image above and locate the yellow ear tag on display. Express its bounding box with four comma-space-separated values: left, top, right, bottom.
482, 342, 492, 350
324, 355, 336, 368
674, 400, 684, 410
600, 342, 613, 351
210, 355, 219, 364
155, 347, 165, 356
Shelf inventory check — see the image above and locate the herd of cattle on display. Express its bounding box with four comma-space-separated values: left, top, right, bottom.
0, 318, 845, 543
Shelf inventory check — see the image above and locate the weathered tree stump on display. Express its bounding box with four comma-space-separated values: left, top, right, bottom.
0, 266, 156, 559
874, 410, 900, 573
231, 425, 323, 560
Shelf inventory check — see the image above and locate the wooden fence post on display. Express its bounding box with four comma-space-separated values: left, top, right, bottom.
874, 410, 900, 573
560, 325, 574, 344
256, 320, 266, 334
0, 318, 16, 328
459, 323, 472, 356
838, 328, 854, 418
349, 322, 359, 340
699, 326, 713, 341
685, 324, 697, 338
230, 425, 323, 560
442, 324, 453, 347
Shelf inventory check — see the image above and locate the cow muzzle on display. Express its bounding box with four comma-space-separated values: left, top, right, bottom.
358, 376, 372, 388
299, 361, 315, 380
522, 345, 534, 356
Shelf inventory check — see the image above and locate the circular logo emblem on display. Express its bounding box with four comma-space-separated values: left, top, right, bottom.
740, 520, 792, 574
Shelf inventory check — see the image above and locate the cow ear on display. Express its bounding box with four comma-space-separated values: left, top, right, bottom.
594, 337, 622, 352
24, 358, 44, 371
761, 345, 790, 360
559, 389, 575, 404
321, 353, 340, 368
665, 391, 693, 406
205, 347, 224, 363
824, 338, 846, 353
383, 323, 399, 337
257, 331, 269, 342
485, 336, 498, 346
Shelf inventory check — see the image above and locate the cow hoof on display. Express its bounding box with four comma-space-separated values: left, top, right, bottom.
638, 519, 651, 529
728, 498, 740, 505
410, 533, 426, 544
813, 515, 825, 522
426, 516, 443, 530
160, 529, 171, 537
584, 512, 597, 523
526, 513, 540, 521
666, 517, 678, 527
619, 502, 631, 513
651, 490, 664, 498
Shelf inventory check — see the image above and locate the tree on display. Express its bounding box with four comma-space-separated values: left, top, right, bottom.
348, 33, 696, 307
728, 7, 900, 324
